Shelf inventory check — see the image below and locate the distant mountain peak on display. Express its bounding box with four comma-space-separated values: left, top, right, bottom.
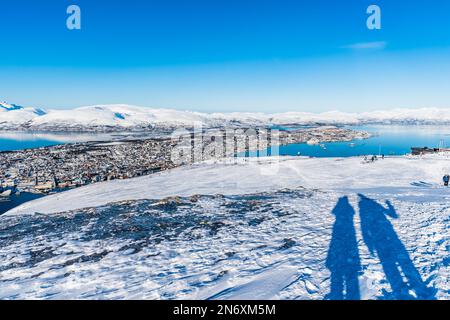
0, 101, 24, 111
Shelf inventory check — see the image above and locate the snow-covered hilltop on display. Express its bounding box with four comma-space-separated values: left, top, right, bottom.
2, 101, 450, 131
2, 155, 450, 299
0, 102, 47, 127
6, 155, 450, 215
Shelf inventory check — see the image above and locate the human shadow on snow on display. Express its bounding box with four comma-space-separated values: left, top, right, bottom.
325, 194, 436, 300
325, 196, 361, 300
358, 194, 435, 300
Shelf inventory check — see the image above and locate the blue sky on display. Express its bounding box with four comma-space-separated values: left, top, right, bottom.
1, 0, 450, 112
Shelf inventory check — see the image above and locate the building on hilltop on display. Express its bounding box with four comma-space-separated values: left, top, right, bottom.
411, 147, 450, 155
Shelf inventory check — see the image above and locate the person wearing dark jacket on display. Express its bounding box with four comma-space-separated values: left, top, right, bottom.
443, 175, 449, 186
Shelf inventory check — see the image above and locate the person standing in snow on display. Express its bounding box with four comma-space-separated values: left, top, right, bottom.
443, 174, 449, 186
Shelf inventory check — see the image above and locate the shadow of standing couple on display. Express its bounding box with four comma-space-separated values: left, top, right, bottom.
325, 194, 435, 300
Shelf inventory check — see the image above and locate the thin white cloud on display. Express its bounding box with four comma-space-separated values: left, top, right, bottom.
343, 41, 387, 50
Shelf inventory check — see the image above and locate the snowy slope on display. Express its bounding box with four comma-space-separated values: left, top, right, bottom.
0, 102, 23, 111
270, 110, 361, 125
0, 102, 46, 127
359, 108, 450, 124
1, 155, 449, 300
30, 105, 211, 129
3, 101, 450, 131
7, 155, 450, 216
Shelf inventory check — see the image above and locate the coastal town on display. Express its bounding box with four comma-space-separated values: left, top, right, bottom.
0, 127, 370, 195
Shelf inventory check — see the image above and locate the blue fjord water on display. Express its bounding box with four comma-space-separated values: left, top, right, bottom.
247, 125, 450, 158
1, 126, 449, 154
0, 131, 111, 152
0, 138, 59, 151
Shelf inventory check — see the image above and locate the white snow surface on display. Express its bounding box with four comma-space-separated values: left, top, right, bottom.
0, 102, 45, 125
1, 155, 450, 300
3, 101, 450, 129
7, 155, 450, 216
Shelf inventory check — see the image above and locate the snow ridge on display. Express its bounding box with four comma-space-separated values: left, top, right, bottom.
2, 101, 450, 131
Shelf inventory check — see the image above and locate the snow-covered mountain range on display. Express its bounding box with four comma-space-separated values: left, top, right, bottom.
2, 101, 450, 131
